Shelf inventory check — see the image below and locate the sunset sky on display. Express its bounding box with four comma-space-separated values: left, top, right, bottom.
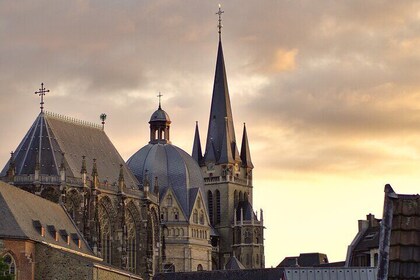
1, 1, 420, 267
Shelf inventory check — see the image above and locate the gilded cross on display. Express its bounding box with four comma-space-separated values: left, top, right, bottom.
157, 92, 163, 109
34, 83, 50, 112
216, 4, 224, 38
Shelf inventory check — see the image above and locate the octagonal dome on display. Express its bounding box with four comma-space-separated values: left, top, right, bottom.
127, 143, 204, 215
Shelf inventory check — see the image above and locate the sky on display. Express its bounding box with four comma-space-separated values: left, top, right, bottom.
1, 0, 420, 267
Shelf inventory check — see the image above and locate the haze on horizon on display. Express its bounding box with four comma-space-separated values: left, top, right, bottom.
1, 0, 420, 267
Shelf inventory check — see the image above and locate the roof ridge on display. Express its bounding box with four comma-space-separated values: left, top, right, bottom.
44, 111, 102, 130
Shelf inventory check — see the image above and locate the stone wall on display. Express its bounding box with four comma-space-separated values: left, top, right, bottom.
0, 239, 36, 280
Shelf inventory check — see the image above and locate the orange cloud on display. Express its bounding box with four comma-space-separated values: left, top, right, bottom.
271, 48, 298, 72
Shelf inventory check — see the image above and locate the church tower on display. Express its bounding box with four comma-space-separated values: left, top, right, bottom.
192, 6, 265, 269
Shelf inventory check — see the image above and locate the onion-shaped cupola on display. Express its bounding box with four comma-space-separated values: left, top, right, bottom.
149, 103, 171, 144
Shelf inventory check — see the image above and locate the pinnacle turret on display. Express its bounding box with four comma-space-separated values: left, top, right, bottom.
240, 123, 253, 169
192, 121, 203, 165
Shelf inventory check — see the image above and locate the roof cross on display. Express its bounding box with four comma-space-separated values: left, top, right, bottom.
34, 83, 50, 112
216, 4, 224, 39
157, 92, 163, 109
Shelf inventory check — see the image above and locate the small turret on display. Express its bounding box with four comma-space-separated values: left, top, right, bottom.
118, 164, 125, 193
6, 151, 15, 182
81, 155, 87, 184
240, 123, 253, 169
192, 121, 203, 165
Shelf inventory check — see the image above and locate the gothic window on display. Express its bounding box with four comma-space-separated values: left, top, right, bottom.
173, 208, 179, 221
166, 195, 173, 207
207, 191, 213, 224
197, 198, 201, 208
197, 264, 203, 271
99, 204, 112, 263
239, 191, 243, 202
256, 254, 259, 265
126, 209, 137, 273
199, 210, 204, 225
245, 230, 252, 244
234, 190, 238, 207
2, 253, 16, 279
215, 190, 221, 224
193, 209, 198, 224
161, 207, 168, 221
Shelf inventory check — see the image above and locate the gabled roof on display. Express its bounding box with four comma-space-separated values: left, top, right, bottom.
204, 39, 240, 165
0, 181, 93, 256
1, 111, 139, 189
225, 255, 245, 270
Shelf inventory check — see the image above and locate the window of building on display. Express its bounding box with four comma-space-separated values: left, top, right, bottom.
193, 209, 198, 224
215, 190, 221, 224
166, 195, 173, 207
173, 208, 179, 221
163, 263, 175, 273
197, 264, 203, 271
2, 253, 16, 279
208, 191, 213, 224
199, 211, 204, 225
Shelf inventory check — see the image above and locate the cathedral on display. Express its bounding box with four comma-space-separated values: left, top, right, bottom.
0, 7, 264, 279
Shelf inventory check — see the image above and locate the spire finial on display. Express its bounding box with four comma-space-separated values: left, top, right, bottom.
100, 113, 107, 130
216, 4, 224, 40
157, 92, 163, 109
34, 83, 50, 112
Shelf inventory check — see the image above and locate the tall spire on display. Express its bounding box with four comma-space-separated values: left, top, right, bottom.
192, 121, 203, 165
240, 123, 253, 168
204, 7, 240, 164
219, 117, 235, 164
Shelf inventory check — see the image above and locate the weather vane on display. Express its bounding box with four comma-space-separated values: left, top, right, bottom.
157, 92, 163, 109
34, 83, 50, 112
100, 113, 107, 130
216, 4, 224, 39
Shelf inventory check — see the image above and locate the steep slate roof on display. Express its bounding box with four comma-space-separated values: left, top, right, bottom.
236, 200, 258, 221
1, 111, 139, 189
204, 39, 240, 165
378, 185, 420, 280
0, 181, 93, 255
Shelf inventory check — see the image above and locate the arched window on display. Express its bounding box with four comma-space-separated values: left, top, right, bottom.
161, 207, 168, 221
245, 229, 252, 244
215, 190, 221, 224
234, 190, 238, 207
166, 195, 173, 207
2, 253, 16, 279
239, 191, 243, 202
207, 191, 213, 224
173, 208, 179, 221
199, 210, 205, 225
99, 203, 112, 263
126, 210, 137, 273
193, 209, 198, 224
197, 264, 203, 271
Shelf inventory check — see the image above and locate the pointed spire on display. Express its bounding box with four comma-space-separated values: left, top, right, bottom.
91, 158, 98, 177
81, 155, 87, 174
240, 123, 254, 168
204, 18, 240, 164
6, 151, 15, 180
219, 117, 235, 164
192, 121, 203, 165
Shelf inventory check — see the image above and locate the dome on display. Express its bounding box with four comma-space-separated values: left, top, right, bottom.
149, 108, 171, 123
127, 143, 204, 215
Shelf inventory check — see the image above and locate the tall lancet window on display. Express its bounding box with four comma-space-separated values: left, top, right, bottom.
99, 205, 112, 263
126, 210, 137, 273
215, 190, 221, 224
207, 191, 214, 224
